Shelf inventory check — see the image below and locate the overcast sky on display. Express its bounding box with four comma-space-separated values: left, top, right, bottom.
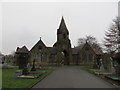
1, 2, 118, 55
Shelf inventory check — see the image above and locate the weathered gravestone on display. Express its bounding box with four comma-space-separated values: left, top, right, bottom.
99, 59, 105, 72
112, 52, 120, 76
31, 59, 36, 71
105, 53, 120, 82
102, 54, 112, 72
15, 46, 29, 75
95, 54, 102, 69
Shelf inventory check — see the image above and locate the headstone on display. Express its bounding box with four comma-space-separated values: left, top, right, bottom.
102, 54, 113, 72
95, 55, 101, 69
99, 59, 105, 71
17, 54, 29, 69
112, 53, 120, 76
31, 59, 36, 71
110, 57, 116, 74
15, 46, 29, 75
2, 56, 5, 64
15, 46, 29, 69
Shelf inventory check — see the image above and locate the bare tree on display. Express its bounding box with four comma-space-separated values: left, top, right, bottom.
86, 35, 97, 45
78, 38, 86, 46
78, 35, 102, 52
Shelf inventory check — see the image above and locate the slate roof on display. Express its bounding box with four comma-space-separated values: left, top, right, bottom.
30, 39, 47, 52
72, 48, 79, 55
72, 44, 85, 54
73, 43, 103, 55
47, 47, 57, 54
76, 44, 85, 50
16, 46, 29, 54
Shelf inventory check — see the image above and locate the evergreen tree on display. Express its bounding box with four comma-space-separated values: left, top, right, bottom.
104, 17, 120, 76
104, 17, 120, 53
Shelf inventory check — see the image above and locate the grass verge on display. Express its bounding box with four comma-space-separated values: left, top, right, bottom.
2, 68, 54, 89
81, 66, 93, 73
81, 66, 120, 88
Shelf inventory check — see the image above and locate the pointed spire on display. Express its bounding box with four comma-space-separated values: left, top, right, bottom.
59, 16, 67, 29
57, 16, 69, 35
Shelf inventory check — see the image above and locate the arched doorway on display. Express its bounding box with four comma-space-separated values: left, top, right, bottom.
61, 50, 69, 65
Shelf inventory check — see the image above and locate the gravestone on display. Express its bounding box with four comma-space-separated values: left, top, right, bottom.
110, 57, 116, 74
17, 54, 29, 69
96, 55, 102, 69
31, 59, 36, 71
112, 52, 120, 76
15, 46, 29, 75
99, 59, 105, 72
102, 54, 114, 72
15, 46, 29, 69
2, 56, 5, 64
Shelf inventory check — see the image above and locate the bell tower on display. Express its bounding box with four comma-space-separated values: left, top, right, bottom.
54, 16, 72, 65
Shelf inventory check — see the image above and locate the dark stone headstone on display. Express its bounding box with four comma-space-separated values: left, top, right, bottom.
112, 52, 120, 76
31, 59, 36, 71
2, 56, 5, 64
93, 55, 101, 69
17, 54, 29, 69
15, 46, 29, 69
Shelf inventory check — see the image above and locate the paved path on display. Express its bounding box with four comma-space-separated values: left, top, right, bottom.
32, 66, 116, 88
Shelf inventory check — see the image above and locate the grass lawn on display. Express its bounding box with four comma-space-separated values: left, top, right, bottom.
0, 69, 2, 89
81, 66, 120, 88
2, 68, 54, 89
81, 66, 93, 73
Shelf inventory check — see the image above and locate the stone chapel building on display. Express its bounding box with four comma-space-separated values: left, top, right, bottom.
17, 17, 102, 66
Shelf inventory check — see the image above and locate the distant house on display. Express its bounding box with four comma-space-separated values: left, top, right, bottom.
71, 41, 103, 65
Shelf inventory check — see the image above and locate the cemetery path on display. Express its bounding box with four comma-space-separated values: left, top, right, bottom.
31, 66, 116, 88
